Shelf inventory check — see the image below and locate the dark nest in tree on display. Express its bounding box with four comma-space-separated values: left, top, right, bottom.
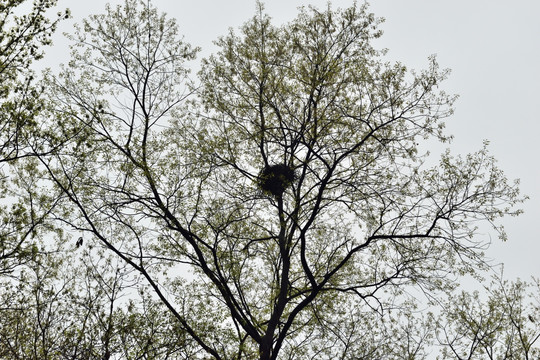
257, 164, 297, 197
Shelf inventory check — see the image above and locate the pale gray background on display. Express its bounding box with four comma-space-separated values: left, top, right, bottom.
45, 0, 539, 282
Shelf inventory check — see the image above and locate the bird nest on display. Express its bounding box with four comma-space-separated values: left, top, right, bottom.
257, 164, 297, 197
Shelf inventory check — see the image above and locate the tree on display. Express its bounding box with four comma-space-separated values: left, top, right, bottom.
0, 0, 69, 162
0, 0, 69, 275
434, 274, 540, 359
36, 1, 525, 359
0, 242, 192, 359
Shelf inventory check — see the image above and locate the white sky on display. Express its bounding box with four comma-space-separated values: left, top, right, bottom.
45, 0, 540, 281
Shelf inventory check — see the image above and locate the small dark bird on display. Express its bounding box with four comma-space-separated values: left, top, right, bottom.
529, 314, 535, 323
76, 237, 83, 248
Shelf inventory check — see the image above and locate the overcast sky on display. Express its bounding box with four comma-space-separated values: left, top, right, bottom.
45, 0, 540, 282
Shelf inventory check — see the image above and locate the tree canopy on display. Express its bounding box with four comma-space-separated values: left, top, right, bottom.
0, 1, 533, 359
0, 0, 69, 277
